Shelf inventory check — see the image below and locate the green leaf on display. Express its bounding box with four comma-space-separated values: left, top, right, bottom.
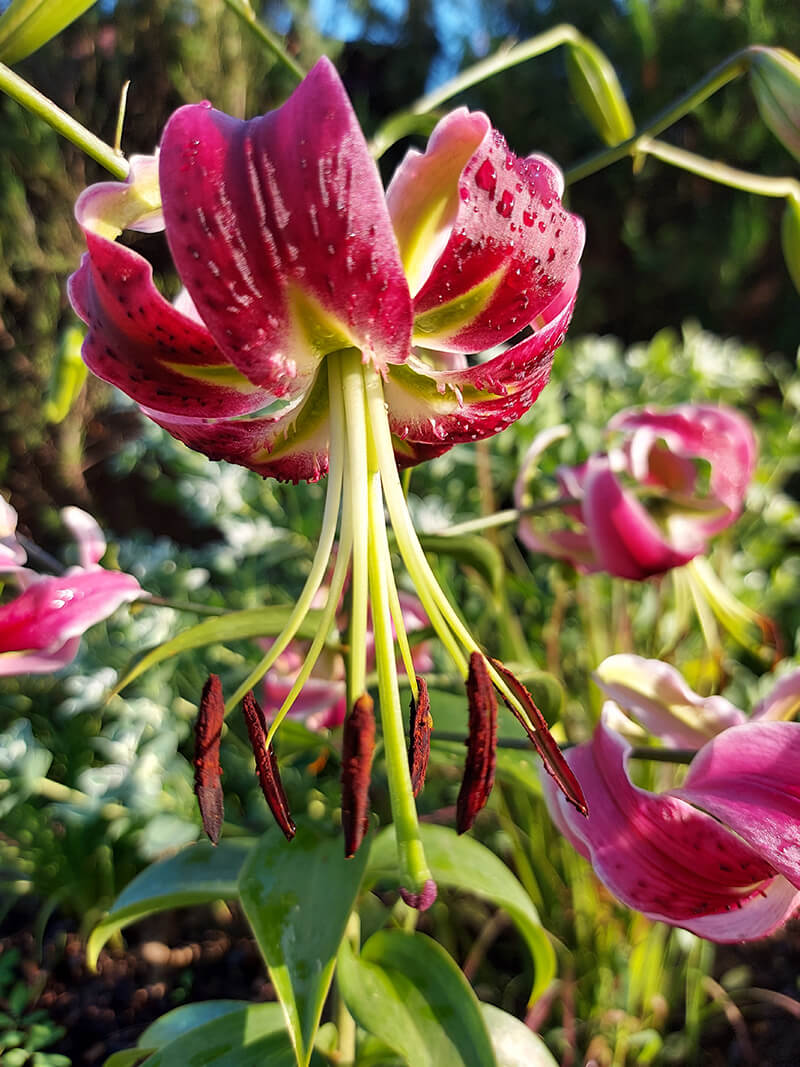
110, 608, 323, 697
338, 930, 497, 1067
133, 1005, 316, 1067
565, 37, 635, 147
782, 194, 800, 294
138, 1002, 278, 1050
104, 1051, 154, 1067
87, 841, 253, 968
366, 823, 556, 1004
481, 1005, 557, 1067
0, 0, 97, 64
750, 46, 800, 162
238, 824, 369, 1067
44, 325, 88, 424
418, 533, 504, 596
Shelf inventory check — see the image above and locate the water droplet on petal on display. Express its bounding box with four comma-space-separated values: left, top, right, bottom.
496, 190, 514, 218
475, 159, 498, 199
522, 210, 536, 227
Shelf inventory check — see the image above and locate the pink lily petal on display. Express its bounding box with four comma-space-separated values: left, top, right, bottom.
582, 462, 701, 579
61, 506, 106, 568
0, 636, 82, 677
159, 57, 412, 385
74, 154, 164, 237
611, 404, 757, 532
751, 670, 800, 722
0, 497, 26, 573
69, 238, 279, 419
674, 722, 800, 888
545, 716, 800, 941
383, 287, 576, 449
0, 570, 142, 661
146, 364, 332, 484
409, 118, 584, 352
593, 654, 746, 749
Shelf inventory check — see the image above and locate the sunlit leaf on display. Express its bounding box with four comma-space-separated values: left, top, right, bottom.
418, 532, 504, 596
238, 824, 369, 1067
565, 37, 635, 147
87, 841, 253, 968
366, 823, 556, 1004
481, 1005, 558, 1067
138, 1002, 280, 1050
338, 930, 497, 1067
0, 0, 97, 64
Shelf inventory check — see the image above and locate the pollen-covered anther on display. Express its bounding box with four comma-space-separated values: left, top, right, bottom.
408, 676, 432, 798
490, 658, 588, 816
341, 692, 376, 858
457, 652, 498, 833
194, 674, 225, 845
242, 690, 296, 840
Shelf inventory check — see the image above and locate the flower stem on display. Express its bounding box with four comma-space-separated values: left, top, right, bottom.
221, 0, 305, 82
225, 361, 345, 713
565, 48, 753, 185
0, 62, 128, 179
365, 432, 431, 893
638, 137, 800, 199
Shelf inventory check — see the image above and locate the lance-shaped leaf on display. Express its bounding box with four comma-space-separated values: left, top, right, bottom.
87, 840, 253, 968
782, 193, 800, 294
565, 37, 635, 147
750, 46, 800, 162
238, 824, 370, 1067
366, 822, 556, 1004
0, 0, 97, 64
337, 930, 497, 1067
481, 1005, 558, 1067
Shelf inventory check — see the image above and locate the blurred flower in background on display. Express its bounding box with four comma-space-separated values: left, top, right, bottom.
516, 404, 756, 579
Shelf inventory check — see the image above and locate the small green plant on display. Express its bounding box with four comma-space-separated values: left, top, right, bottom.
0, 948, 70, 1067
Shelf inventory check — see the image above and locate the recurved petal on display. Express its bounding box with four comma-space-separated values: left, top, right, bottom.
674, 722, 800, 889
74, 154, 164, 238
410, 123, 584, 352
0, 570, 142, 658
159, 57, 413, 383
751, 670, 800, 722
61, 507, 106, 568
69, 236, 280, 418
581, 462, 702, 578
146, 363, 332, 484
593, 654, 746, 748
0, 636, 82, 677
383, 296, 573, 455
0, 497, 26, 573
544, 716, 786, 941
610, 404, 757, 523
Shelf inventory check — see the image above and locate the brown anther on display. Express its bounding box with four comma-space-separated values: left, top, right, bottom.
490, 658, 588, 817
341, 693, 375, 858
194, 674, 225, 845
242, 690, 296, 840
408, 676, 432, 798
457, 652, 498, 833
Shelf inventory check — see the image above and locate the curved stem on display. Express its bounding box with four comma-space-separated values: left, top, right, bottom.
565, 48, 753, 185
0, 62, 128, 179
639, 137, 800, 199
225, 361, 346, 713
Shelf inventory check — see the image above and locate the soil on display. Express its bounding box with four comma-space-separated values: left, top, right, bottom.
2, 902, 800, 1067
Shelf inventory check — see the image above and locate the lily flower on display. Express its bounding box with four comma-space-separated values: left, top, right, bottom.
68, 58, 586, 893
0, 502, 142, 676
516, 404, 756, 579
544, 659, 800, 941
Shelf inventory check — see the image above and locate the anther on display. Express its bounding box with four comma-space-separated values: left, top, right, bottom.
457, 652, 498, 833
341, 692, 375, 857
242, 690, 296, 840
194, 674, 225, 845
408, 676, 432, 798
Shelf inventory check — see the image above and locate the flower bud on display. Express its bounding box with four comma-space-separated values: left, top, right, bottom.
566, 38, 636, 147
750, 46, 800, 163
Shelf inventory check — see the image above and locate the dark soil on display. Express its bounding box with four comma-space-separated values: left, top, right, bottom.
2, 901, 800, 1066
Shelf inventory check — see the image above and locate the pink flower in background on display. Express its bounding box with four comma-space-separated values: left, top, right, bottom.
265, 592, 433, 731
0, 502, 142, 676
516, 404, 757, 579
544, 658, 800, 941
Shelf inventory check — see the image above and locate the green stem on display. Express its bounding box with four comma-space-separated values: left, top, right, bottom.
366, 430, 431, 893
31, 777, 130, 819
439, 497, 578, 538
341, 350, 370, 706
225, 361, 346, 713
565, 47, 753, 185
0, 61, 128, 178
639, 137, 800, 199
222, 0, 304, 83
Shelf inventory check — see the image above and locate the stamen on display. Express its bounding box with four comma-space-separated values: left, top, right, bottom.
490, 658, 588, 816
408, 676, 432, 798
242, 690, 296, 840
457, 652, 498, 833
194, 674, 225, 844
341, 692, 376, 857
